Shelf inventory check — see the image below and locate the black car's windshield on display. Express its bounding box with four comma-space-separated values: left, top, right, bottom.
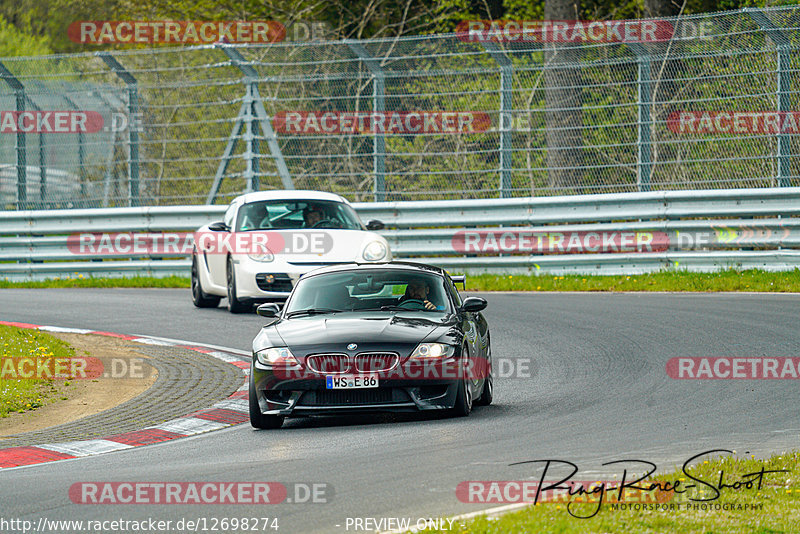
236, 199, 363, 231
284, 270, 451, 315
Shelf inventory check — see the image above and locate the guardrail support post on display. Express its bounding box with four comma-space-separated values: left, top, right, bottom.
348, 42, 386, 202
482, 42, 513, 198
628, 44, 653, 192
99, 53, 141, 206
746, 8, 793, 187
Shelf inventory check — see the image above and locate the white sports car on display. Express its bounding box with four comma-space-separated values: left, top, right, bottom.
191, 190, 391, 313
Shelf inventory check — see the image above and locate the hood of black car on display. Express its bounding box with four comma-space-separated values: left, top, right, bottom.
271, 312, 452, 355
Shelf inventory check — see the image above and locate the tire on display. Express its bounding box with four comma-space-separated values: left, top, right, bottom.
451, 348, 473, 417
475, 373, 493, 406
226, 256, 249, 313
474, 347, 493, 406
191, 254, 220, 308
249, 378, 284, 429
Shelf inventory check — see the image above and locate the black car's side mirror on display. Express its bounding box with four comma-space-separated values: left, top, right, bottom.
208, 221, 229, 232
366, 220, 385, 231
461, 297, 487, 313
256, 303, 281, 318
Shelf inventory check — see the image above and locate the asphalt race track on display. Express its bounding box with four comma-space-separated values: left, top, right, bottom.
2, 289, 799, 532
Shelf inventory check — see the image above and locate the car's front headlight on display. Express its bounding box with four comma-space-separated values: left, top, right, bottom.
409, 343, 455, 359
255, 347, 299, 366
248, 243, 274, 263
362, 240, 387, 261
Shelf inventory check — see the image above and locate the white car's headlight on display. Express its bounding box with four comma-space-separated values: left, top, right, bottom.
409, 343, 455, 359
362, 240, 387, 261
255, 347, 299, 366
248, 244, 274, 263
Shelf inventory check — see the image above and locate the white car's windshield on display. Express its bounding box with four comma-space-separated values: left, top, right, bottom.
285, 270, 451, 315
236, 199, 363, 231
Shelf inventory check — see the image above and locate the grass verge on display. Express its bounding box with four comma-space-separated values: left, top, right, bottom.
0, 275, 191, 289
422, 451, 799, 533
2, 269, 800, 292
0, 324, 75, 416
468, 269, 800, 292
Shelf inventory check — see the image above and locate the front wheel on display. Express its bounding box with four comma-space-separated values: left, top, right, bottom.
226, 256, 249, 313
474, 347, 493, 406
474, 373, 493, 406
249, 378, 284, 429
450, 349, 473, 417
191, 255, 220, 308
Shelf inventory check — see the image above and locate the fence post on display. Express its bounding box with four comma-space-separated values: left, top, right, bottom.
90, 90, 125, 207
628, 43, 653, 192
213, 44, 293, 200
242, 83, 257, 192
746, 8, 793, 187
63, 94, 88, 206
481, 42, 513, 198
98, 53, 140, 206
0, 62, 27, 209
348, 42, 386, 202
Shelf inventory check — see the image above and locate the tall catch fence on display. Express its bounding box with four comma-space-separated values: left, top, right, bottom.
2, 6, 800, 209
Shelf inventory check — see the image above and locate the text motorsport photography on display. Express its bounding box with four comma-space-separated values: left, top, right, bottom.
459, 450, 783, 519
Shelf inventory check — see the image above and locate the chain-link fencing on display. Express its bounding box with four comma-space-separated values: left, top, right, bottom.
1, 6, 800, 209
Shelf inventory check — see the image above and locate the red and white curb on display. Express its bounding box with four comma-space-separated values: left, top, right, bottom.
0, 320, 251, 469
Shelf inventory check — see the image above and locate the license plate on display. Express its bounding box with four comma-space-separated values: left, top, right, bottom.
326, 375, 379, 389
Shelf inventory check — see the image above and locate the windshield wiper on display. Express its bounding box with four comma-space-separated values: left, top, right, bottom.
285, 308, 343, 318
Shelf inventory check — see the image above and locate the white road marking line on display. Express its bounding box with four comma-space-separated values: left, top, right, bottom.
129, 334, 250, 357
152, 417, 229, 435
207, 350, 246, 363
130, 337, 174, 346
212, 399, 249, 412
38, 439, 133, 457
38, 326, 94, 334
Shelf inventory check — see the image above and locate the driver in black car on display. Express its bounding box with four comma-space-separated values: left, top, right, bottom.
399, 278, 440, 310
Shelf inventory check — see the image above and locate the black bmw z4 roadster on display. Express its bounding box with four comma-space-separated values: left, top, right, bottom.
249, 261, 493, 429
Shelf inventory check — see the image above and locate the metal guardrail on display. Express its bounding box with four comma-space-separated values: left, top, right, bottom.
2, 187, 800, 280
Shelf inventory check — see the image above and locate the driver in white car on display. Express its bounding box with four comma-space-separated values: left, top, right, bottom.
303, 204, 325, 227
399, 278, 439, 310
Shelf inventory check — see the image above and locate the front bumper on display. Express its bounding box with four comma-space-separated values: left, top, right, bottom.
234, 257, 361, 301
250, 360, 462, 417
